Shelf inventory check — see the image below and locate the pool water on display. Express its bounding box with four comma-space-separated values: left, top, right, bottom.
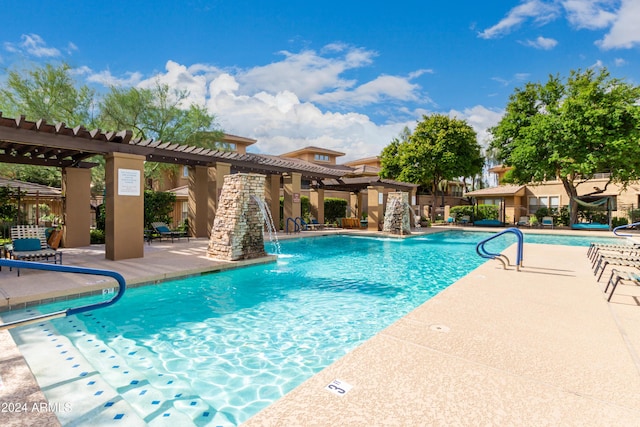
7, 231, 619, 426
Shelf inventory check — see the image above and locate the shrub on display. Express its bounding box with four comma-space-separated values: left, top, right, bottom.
450, 205, 498, 221
324, 198, 348, 223
144, 190, 176, 229
90, 229, 105, 244
612, 217, 628, 228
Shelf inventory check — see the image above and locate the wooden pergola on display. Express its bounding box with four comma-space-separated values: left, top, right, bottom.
0, 114, 345, 260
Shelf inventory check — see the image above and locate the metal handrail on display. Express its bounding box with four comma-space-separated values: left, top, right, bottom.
476, 227, 524, 271
613, 221, 640, 237
285, 217, 299, 234
0, 259, 126, 330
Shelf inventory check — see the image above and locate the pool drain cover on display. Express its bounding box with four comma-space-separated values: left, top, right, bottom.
429, 324, 450, 333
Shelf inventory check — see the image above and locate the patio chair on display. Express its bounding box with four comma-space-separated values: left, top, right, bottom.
151, 222, 190, 243
306, 219, 326, 230
517, 216, 529, 226
460, 215, 470, 226
604, 269, 640, 301
6, 225, 62, 276
541, 216, 554, 228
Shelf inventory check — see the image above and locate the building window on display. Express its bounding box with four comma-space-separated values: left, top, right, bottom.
181, 201, 188, 223
481, 198, 501, 206
451, 185, 463, 197
529, 195, 560, 215
314, 154, 329, 162
182, 166, 189, 177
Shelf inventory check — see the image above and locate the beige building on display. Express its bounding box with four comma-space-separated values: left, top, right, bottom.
465, 165, 640, 226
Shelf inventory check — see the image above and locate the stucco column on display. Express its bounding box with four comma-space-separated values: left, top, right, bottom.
309, 188, 325, 223
265, 174, 281, 230
188, 165, 209, 238
367, 186, 384, 231
349, 192, 358, 217
209, 162, 231, 234
61, 167, 91, 247
283, 172, 301, 221
105, 152, 145, 260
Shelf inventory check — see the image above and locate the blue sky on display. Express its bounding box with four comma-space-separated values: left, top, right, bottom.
1, 0, 639, 162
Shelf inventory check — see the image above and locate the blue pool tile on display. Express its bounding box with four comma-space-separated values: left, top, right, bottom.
190, 401, 197, 406
128, 351, 137, 355
100, 350, 106, 353
104, 402, 114, 407
167, 380, 174, 385
174, 393, 182, 398
152, 400, 160, 405
130, 380, 139, 385
72, 364, 80, 368
66, 357, 74, 361
163, 413, 170, 417
87, 381, 96, 385
95, 391, 103, 396
79, 372, 88, 377
202, 411, 210, 417
114, 413, 124, 420
112, 365, 119, 369
139, 390, 147, 396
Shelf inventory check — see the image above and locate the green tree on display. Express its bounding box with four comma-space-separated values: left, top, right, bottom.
380, 114, 484, 220
0, 63, 95, 187
97, 82, 224, 186
0, 63, 94, 126
489, 68, 640, 225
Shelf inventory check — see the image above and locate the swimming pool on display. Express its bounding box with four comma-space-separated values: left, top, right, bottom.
7, 231, 619, 426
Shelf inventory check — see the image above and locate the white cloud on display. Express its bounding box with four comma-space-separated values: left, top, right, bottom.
99, 45, 430, 161
521, 36, 559, 49
4, 34, 61, 57
236, 47, 374, 100
448, 106, 504, 149
597, 0, 640, 49
479, 0, 561, 39
614, 57, 626, 66
86, 69, 144, 87
561, 0, 617, 29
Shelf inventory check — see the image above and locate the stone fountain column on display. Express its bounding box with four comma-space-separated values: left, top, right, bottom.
382, 191, 412, 235
207, 173, 267, 261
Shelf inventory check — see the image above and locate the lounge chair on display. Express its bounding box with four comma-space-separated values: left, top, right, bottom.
517, 216, 529, 226
306, 219, 326, 230
460, 215, 470, 226
541, 216, 554, 228
604, 269, 640, 301
6, 225, 62, 276
151, 222, 189, 243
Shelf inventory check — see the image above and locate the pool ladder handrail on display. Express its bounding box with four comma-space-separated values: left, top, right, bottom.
476, 227, 524, 271
285, 217, 300, 234
0, 259, 126, 331
613, 221, 640, 237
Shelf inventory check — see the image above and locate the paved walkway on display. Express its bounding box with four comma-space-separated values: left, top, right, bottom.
1, 228, 640, 426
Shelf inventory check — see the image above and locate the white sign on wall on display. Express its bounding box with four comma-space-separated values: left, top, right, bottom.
118, 169, 141, 196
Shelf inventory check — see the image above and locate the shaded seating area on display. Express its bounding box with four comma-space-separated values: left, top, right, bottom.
150, 222, 190, 243
4, 225, 62, 276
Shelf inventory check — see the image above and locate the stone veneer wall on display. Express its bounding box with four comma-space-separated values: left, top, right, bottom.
382, 191, 411, 235
207, 173, 267, 261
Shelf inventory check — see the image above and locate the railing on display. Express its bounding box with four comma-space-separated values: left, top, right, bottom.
285, 217, 300, 234
0, 259, 126, 330
476, 227, 524, 271
613, 221, 640, 237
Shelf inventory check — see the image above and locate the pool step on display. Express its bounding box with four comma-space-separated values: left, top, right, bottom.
10, 314, 234, 426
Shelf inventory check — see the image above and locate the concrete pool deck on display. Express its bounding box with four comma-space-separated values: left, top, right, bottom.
2, 227, 640, 426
